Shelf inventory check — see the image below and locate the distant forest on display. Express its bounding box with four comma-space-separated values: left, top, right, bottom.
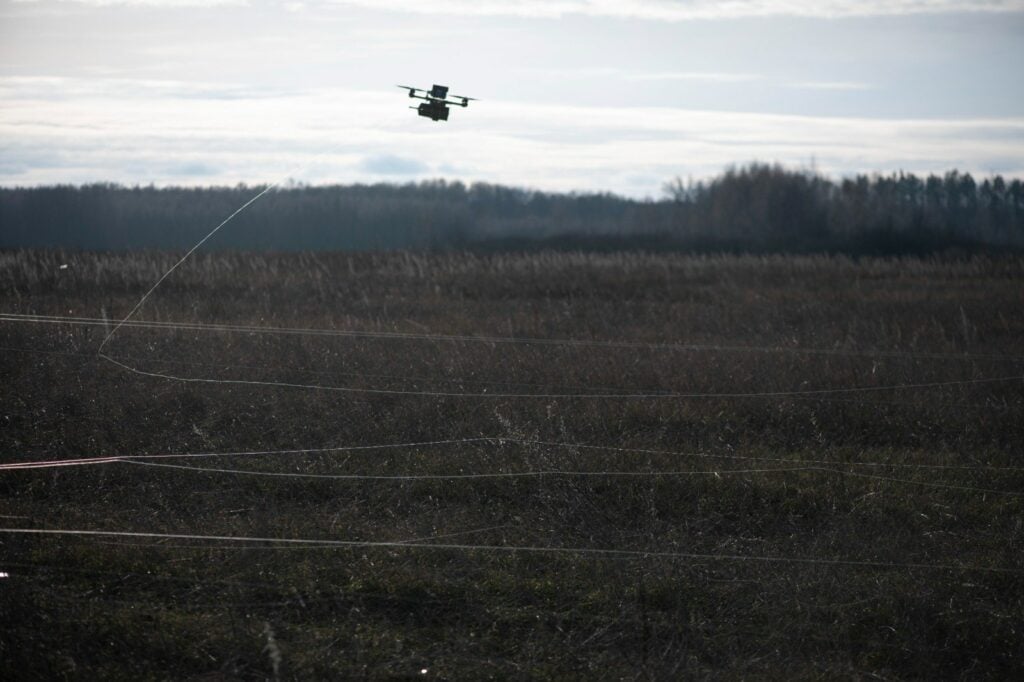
1, 165, 1022, 255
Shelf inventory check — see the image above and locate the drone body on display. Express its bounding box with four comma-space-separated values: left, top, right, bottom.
398, 84, 476, 121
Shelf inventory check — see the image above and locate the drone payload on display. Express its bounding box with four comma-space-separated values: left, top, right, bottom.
397, 84, 476, 122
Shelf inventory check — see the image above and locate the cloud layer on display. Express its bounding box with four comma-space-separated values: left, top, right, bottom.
3, 76, 1022, 196
4, 2, 1021, 194
13, 0, 1024, 18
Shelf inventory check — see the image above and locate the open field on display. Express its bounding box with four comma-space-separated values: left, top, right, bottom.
1, 249, 1023, 679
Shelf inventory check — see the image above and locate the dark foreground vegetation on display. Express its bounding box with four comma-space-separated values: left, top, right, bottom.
2, 165, 1023, 255
1, 249, 1023, 679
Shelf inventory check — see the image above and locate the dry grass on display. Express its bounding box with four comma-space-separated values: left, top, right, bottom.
1, 249, 1022, 679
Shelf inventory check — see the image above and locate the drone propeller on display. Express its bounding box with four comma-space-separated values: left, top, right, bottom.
451, 94, 477, 107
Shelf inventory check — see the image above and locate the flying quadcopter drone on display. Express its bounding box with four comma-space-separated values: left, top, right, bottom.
397, 84, 477, 122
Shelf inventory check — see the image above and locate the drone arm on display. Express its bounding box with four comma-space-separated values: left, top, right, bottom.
397, 85, 430, 100
433, 97, 475, 107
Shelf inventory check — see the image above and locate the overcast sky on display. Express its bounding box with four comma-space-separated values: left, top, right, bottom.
2, 0, 1023, 196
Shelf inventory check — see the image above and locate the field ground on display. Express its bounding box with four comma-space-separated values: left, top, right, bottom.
1, 249, 1023, 679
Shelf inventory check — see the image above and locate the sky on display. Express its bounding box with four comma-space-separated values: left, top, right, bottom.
1, 0, 1023, 197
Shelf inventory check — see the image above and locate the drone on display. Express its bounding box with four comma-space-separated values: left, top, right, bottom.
397, 84, 477, 122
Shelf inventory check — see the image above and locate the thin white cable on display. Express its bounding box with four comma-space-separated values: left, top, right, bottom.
96, 184, 281, 360
3, 436, 1021, 472
11, 312, 1023, 399
4, 343, 1018, 408
90, 523, 517, 550
1, 527, 1018, 574
124, 460, 816, 479
5, 312, 1022, 362
0, 438, 495, 470
96, 353, 1024, 399
118, 459, 1023, 496
520, 439, 1024, 472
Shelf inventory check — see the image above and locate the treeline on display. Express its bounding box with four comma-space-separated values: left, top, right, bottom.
1, 165, 1022, 254
664, 165, 1024, 253
0, 182, 652, 252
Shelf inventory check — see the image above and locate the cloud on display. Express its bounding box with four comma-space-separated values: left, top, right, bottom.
787, 81, 873, 91
13, 0, 1024, 18
358, 154, 428, 175
335, 0, 1024, 20
1, 76, 1022, 196
630, 72, 760, 83
164, 161, 219, 176
11, 0, 246, 6
0, 76, 298, 101
515, 67, 760, 84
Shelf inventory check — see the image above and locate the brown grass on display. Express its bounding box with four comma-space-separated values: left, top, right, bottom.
1, 249, 1022, 679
